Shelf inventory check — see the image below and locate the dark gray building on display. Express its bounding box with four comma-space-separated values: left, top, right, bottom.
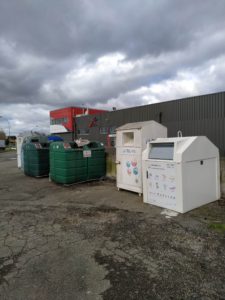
64, 91, 225, 155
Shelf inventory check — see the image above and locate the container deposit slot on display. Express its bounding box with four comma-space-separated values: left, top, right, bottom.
149, 143, 174, 160
123, 132, 134, 146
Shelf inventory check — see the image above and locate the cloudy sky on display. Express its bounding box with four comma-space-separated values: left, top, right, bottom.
0, 0, 225, 135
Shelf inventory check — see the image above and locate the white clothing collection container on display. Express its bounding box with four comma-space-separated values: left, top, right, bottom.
142, 136, 220, 213
116, 121, 167, 195
16, 136, 24, 168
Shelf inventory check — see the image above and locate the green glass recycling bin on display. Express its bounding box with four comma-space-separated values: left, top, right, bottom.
23, 142, 49, 177
50, 142, 87, 184
84, 142, 106, 180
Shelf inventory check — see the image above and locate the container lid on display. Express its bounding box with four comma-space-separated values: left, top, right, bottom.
116, 120, 160, 131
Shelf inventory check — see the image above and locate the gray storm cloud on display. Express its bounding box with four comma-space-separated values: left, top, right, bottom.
0, 0, 225, 134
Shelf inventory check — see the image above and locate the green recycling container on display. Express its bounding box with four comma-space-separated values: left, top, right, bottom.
23, 141, 49, 177
50, 142, 87, 184
84, 141, 106, 180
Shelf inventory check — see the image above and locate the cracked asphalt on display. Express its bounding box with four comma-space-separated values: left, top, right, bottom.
0, 151, 225, 300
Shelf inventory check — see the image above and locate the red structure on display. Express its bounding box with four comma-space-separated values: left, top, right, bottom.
50, 107, 107, 134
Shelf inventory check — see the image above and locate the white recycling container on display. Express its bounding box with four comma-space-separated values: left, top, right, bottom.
0, 129, 6, 150
16, 136, 24, 168
142, 136, 220, 213
116, 121, 167, 195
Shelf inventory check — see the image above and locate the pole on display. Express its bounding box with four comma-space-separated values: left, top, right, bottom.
7, 119, 10, 139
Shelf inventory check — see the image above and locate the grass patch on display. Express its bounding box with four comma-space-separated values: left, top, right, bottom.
209, 223, 225, 232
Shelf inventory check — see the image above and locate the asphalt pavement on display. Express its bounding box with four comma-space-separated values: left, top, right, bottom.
0, 151, 225, 299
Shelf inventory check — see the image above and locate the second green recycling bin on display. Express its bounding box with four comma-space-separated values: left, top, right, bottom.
23, 137, 49, 177
84, 141, 106, 180
50, 142, 87, 184
50, 141, 106, 184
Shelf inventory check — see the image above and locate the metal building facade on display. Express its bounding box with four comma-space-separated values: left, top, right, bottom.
74, 91, 225, 155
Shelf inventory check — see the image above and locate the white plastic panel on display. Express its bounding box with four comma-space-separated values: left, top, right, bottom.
182, 158, 219, 212
117, 147, 142, 191
16, 136, 24, 168
121, 154, 141, 188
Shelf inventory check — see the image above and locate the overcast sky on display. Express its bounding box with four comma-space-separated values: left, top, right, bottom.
0, 0, 225, 135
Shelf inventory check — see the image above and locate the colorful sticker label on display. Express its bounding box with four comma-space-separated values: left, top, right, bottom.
118, 148, 141, 187
122, 158, 140, 186
147, 162, 176, 208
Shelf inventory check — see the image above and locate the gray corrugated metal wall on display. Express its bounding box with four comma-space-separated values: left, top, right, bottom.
75, 91, 225, 155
